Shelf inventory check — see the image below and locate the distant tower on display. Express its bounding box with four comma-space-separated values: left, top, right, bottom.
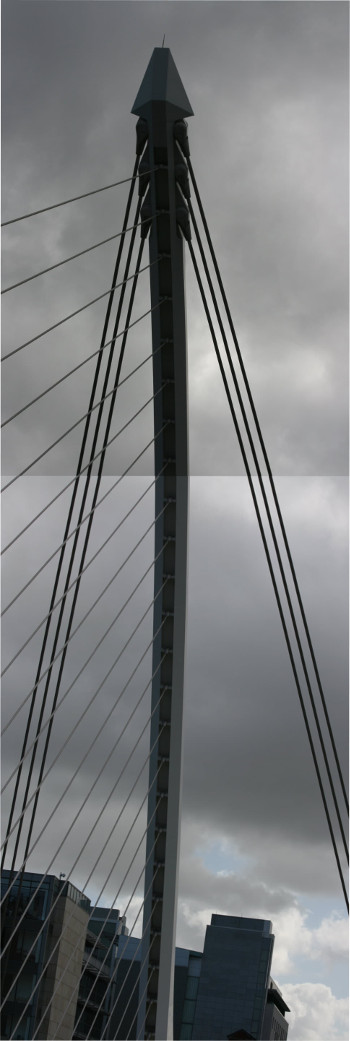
131, 48, 193, 1040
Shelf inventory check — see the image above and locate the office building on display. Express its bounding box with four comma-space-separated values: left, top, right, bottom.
1, 870, 126, 1041
113, 914, 290, 1040
110, 936, 202, 1040
261, 980, 290, 1041
192, 914, 277, 1040
1, 870, 90, 1040
73, 905, 127, 1040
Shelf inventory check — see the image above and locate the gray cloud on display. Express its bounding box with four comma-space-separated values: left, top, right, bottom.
2, 3, 348, 1024
2, 1, 348, 477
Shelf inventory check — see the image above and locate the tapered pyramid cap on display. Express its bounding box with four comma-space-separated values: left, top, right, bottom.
132, 48, 193, 120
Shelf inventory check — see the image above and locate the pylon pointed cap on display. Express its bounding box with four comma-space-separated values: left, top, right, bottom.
132, 48, 193, 120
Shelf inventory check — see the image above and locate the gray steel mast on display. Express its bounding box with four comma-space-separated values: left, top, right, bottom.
132, 48, 193, 1040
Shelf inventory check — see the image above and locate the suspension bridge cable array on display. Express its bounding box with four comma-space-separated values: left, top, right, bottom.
2, 442, 168, 692
5, 754, 165, 1040
3, 152, 141, 548
11, 234, 151, 874
2, 251, 166, 991
2, 174, 145, 870
188, 235, 348, 912
45, 700, 169, 1041
2, 553, 169, 846
2, 447, 165, 617
2, 527, 168, 802
2, 620, 168, 939
2, 377, 165, 494
2, 136, 171, 1039
1, 387, 167, 678
92, 861, 160, 1041
2, 393, 166, 562
103, 899, 155, 1041
2, 333, 168, 435
1, 516, 160, 891
81, 879, 159, 1041
2, 615, 168, 917
5, 391, 144, 870
188, 198, 349, 866
35, 796, 163, 1041
3, 662, 168, 958
1, 166, 161, 226
1, 444, 166, 749
2, 285, 165, 376
4, 734, 166, 1032
1, 258, 159, 381
185, 147, 349, 820
1, 213, 161, 300
4, 108, 347, 1041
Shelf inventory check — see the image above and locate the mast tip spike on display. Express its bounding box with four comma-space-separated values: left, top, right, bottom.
131, 47, 193, 119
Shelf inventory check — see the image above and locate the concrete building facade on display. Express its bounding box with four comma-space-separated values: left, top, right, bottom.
1, 871, 126, 1041
1, 871, 90, 1041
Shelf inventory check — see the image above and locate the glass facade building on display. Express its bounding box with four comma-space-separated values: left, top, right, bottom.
191, 915, 277, 1041
113, 915, 289, 1040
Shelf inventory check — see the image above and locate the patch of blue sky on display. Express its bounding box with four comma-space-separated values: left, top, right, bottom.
280, 895, 348, 1000
280, 947, 348, 1002
195, 837, 252, 876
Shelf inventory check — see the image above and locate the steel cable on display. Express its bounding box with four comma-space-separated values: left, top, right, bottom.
1, 158, 143, 872
1, 258, 158, 382
189, 239, 349, 913
1, 625, 168, 913
52, 861, 158, 1040
5, 749, 165, 1038
1, 442, 168, 708
188, 202, 349, 866
2, 379, 164, 495
1, 405, 165, 803
5, 658, 168, 914
2, 572, 168, 852
2, 657, 168, 969
37, 808, 162, 1041
2, 323, 167, 436
1, 166, 160, 226
1, 478, 158, 691
102, 896, 155, 1041
100, 870, 160, 1041
2, 468, 159, 618
2, 523, 168, 797
186, 151, 349, 820
2, 383, 166, 559
51, 737, 168, 1041
127, 948, 154, 1041
2, 358, 168, 620
2, 193, 146, 873
1, 212, 160, 299
82, 879, 159, 1041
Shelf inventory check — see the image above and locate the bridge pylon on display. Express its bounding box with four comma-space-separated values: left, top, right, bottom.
132, 47, 193, 1040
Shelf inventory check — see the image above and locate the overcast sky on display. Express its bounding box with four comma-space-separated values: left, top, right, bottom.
2, 3, 349, 1040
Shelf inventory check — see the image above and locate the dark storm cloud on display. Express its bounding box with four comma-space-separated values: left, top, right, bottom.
2, 475, 347, 903
1, 6, 348, 1022
2, 1, 348, 478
